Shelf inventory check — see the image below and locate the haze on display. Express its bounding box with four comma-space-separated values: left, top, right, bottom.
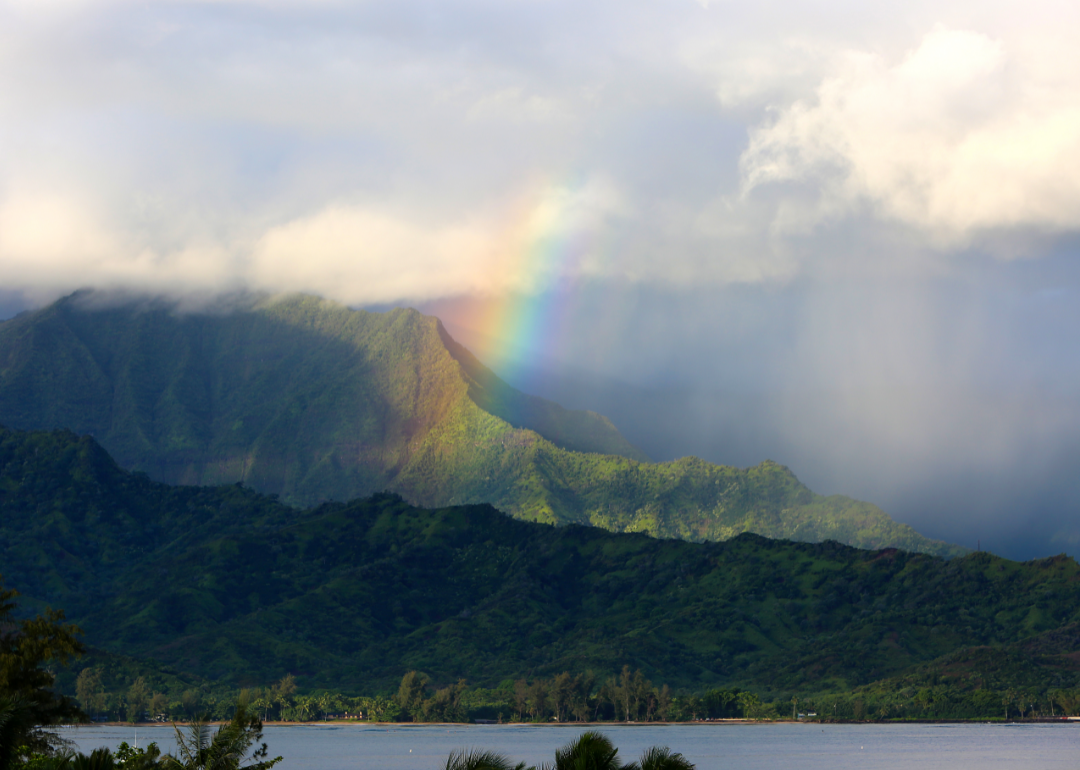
1, 0, 1078, 560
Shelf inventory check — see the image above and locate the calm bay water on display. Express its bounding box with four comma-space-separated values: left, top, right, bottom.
59, 722, 1080, 770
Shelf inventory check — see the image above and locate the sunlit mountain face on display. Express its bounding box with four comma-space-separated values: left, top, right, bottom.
0, 292, 962, 557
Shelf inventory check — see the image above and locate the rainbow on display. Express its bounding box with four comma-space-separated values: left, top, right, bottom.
448, 175, 615, 385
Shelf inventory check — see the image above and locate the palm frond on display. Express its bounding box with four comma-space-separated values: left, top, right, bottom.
553, 731, 621, 770
634, 746, 695, 770
445, 747, 520, 770
0, 695, 37, 770
68, 747, 116, 770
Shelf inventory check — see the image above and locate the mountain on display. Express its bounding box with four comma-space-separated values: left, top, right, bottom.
0, 291, 960, 555
1, 426, 1076, 697
856, 621, 1080, 701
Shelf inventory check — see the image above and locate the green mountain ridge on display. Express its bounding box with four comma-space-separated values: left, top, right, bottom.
856, 620, 1080, 698
0, 426, 1075, 697
0, 291, 960, 556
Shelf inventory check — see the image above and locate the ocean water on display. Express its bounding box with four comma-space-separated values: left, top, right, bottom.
59, 722, 1080, 770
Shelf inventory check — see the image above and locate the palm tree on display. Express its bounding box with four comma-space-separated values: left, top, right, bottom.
626, 747, 695, 770
68, 748, 117, 770
445, 732, 695, 770
0, 696, 37, 770
553, 731, 623, 770
444, 748, 526, 770
164, 702, 281, 770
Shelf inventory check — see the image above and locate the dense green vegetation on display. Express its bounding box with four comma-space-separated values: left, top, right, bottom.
54, 662, 1080, 726
49, 654, 1080, 726
0, 292, 960, 555
5, 698, 281, 770
0, 580, 84, 766
1, 427, 1076, 707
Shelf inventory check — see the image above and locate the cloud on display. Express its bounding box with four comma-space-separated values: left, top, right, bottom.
741, 25, 1080, 243
243, 176, 631, 303
0, 192, 237, 302
1, 0, 1079, 301
249, 206, 500, 303
0, 174, 629, 306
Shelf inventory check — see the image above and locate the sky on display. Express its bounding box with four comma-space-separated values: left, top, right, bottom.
1, 0, 1079, 559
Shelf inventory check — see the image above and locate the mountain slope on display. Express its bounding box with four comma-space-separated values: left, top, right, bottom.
0, 292, 960, 555
0, 427, 1075, 695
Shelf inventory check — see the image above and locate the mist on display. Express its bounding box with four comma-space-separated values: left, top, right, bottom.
424, 249, 1080, 562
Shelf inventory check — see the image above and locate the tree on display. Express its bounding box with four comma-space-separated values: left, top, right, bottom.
250, 690, 269, 723
569, 674, 593, 723
629, 746, 695, 770
1003, 689, 1018, 721
444, 733, 696, 770
271, 676, 295, 721
127, 678, 150, 724
293, 696, 314, 722
598, 678, 619, 721
422, 680, 468, 723
76, 669, 104, 720
444, 748, 523, 770
619, 666, 634, 721
164, 700, 281, 770
630, 671, 653, 721
512, 680, 528, 722
181, 690, 203, 721
554, 731, 622, 770
0, 696, 40, 770
69, 746, 119, 769
550, 673, 573, 722
395, 672, 429, 721
526, 680, 547, 721
115, 740, 165, 770
657, 685, 672, 722
149, 693, 169, 720
736, 691, 762, 720
0, 577, 85, 760
574, 672, 597, 722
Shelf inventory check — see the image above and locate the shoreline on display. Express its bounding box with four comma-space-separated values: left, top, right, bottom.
62, 717, 1080, 729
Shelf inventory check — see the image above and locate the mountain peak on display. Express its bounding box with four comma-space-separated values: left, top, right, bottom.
0, 291, 963, 556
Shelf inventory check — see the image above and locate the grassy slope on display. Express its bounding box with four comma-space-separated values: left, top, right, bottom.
0, 427, 1075, 697
0, 292, 960, 556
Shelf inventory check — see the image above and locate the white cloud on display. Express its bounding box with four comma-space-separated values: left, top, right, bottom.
0, 174, 629, 306
0, 193, 118, 270
247, 177, 629, 303
0, 191, 238, 302
249, 206, 500, 303
0, 191, 238, 296
741, 25, 1080, 242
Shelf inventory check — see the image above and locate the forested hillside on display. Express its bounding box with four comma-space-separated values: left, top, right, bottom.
1, 426, 1074, 697
0, 293, 959, 555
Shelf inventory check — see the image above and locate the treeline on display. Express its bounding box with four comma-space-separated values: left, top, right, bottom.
82, 665, 1080, 724
397, 667, 690, 723
805, 684, 1080, 721
72, 666, 765, 723
74, 670, 398, 723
